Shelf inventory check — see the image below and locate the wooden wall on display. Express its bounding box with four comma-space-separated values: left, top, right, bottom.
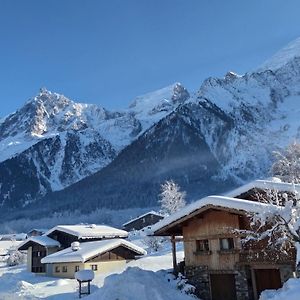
183, 209, 241, 270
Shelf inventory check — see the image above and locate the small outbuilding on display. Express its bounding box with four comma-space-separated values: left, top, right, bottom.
122, 211, 164, 231
41, 239, 146, 278
18, 236, 61, 273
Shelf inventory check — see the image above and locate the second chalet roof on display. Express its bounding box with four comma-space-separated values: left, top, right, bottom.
225, 178, 300, 198
45, 224, 128, 240
122, 211, 164, 227
152, 195, 276, 235
18, 236, 61, 250
41, 239, 147, 264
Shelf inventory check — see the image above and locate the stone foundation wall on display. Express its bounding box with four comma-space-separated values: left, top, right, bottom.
185, 265, 250, 300
185, 265, 210, 300
235, 269, 250, 300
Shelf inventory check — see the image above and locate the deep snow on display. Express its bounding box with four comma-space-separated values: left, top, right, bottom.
0, 235, 186, 299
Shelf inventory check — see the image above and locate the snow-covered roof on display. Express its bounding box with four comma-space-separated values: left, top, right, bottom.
75, 270, 95, 281
45, 224, 128, 240
18, 236, 60, 250
41, 239, 146, 264
0, 233, 27, 241
225, 179, 300, 198
27, 228, 48, 234
152, 195, 274, 235
122, 211, 164, 226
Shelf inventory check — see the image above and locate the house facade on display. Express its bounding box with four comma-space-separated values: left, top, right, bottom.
41, 239, 146, 278
153, 180, 299, 300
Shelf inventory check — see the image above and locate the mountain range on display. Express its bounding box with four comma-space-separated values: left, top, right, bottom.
1, 37, 300, 221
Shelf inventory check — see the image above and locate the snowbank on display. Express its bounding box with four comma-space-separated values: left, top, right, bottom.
87, 267, 196, 300
260, 278, 300, 300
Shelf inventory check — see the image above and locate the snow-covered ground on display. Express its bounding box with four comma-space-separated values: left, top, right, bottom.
0, 234, 189, 299
87, 267, 195, 300
2, 233, 297, 300
260, 278, 300, 300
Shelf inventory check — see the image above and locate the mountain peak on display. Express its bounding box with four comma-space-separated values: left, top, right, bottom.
128, 82, 189, 115
258, 37, 300, 72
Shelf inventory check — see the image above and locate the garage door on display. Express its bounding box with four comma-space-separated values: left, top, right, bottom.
210, 274, 237, 300
255, 269, 282, 297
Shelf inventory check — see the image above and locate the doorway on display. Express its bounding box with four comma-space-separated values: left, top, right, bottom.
210, 274, 237, 300
254, 268, 282, 297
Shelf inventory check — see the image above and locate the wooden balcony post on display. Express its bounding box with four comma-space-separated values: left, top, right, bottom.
171, 235, 178, 277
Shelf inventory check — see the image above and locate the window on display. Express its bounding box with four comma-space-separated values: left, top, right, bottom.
220, 238, 234, 250
91, 264, 98, 271
196, 239, 209, 252
75, 266, 80, 272
62, 266, 68, 273
55, 266, 60, 273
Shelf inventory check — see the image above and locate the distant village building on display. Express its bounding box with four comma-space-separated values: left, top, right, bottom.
0, 233, 27, 241
27, 228, 48, 237
152, 179, 298, 300
41, 239, 146, 278
122, 211, 164, 231
18, 224, 134, 275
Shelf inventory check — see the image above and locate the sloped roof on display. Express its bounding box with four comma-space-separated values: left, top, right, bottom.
45, 224, 128, 240
225, 179, 300, 198
41, 239, 146, 264
27, 228, 48, 234
122, 211, 164, 227
152, 195, 275, 235
18, 236, 60, 250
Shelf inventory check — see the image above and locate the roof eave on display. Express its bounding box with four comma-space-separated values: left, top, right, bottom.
153, 205, 247, 236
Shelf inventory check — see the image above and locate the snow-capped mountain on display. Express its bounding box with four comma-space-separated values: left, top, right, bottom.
19, 36, 300, 217
0, 83, 189, 208
1, 37, 300, 219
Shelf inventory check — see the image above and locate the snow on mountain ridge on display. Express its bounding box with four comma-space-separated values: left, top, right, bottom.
0, 83, 190, 204
258, 37, 300, 72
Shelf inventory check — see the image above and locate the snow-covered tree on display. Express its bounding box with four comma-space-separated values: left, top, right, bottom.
6, 249, 26, 266
142, 236, 165, 252
243, 187, 300, 251
242, 143, 300, 265
272, 142, 300, 184
159, 180, 186, 215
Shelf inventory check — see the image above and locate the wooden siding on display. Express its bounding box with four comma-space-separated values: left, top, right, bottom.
86, 246, 137, 262
31, 244, 47, 273
183, 209, 241, 270
47, 230, 78, 249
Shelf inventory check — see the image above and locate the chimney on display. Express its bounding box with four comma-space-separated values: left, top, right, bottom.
71, 241, 80, 251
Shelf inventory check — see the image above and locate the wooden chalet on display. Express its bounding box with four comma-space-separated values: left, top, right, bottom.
18, 224, 128, 275
152, 179, 299, 300
41, 239, 146, 278
122, 211, 164, 231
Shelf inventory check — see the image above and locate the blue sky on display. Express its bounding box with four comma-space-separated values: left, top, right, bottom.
1, 0, 300, 117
